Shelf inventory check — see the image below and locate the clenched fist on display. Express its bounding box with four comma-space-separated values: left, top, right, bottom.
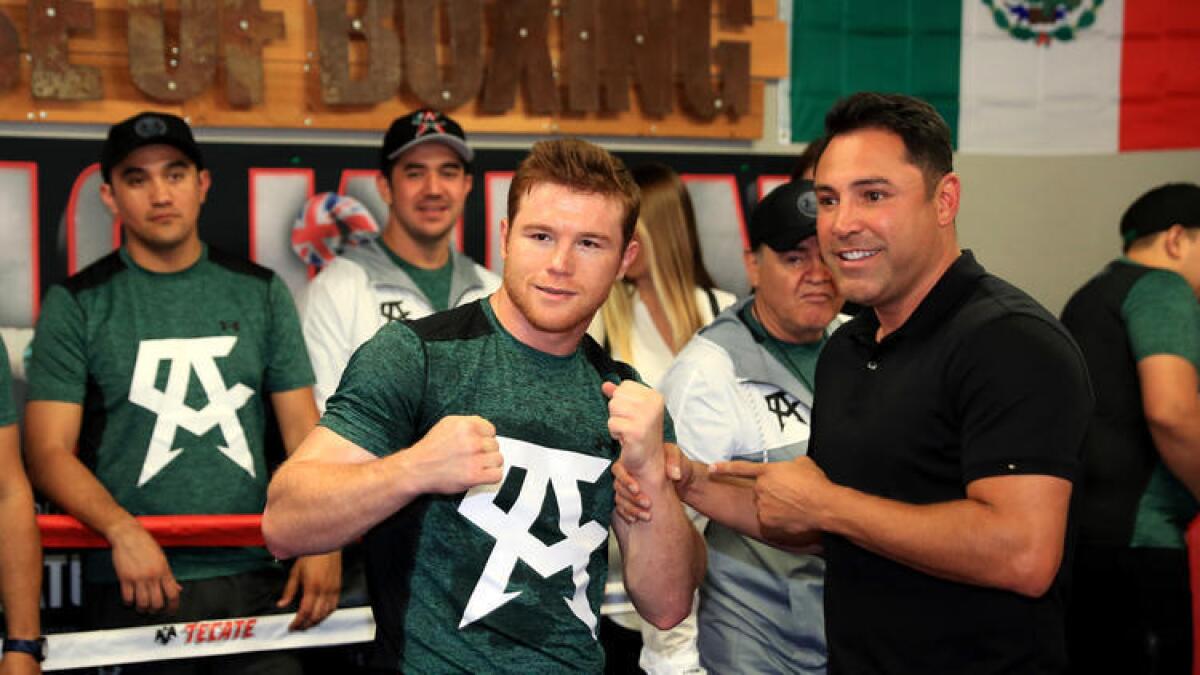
602, 380, 665, 475
404, 415, 503, 494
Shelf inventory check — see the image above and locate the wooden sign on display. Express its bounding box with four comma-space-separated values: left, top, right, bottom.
0, 0, 787, 139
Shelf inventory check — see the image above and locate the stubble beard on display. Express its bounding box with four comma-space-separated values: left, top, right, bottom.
502, 272, 603, 337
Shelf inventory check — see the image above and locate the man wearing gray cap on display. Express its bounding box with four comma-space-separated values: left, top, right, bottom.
619, 179, 845, 673
302, 109, 499, 412
1061, 182, 1200, 674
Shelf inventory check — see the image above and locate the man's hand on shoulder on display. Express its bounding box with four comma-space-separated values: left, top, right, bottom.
107, 519, 182, 614
401, 415, 503, 494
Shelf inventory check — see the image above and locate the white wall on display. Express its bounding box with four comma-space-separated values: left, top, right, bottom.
955, 151, 1200, 316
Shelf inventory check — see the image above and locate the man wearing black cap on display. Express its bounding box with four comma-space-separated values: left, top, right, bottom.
302, 109, 499, 412
618, 179, 845, 673
23, 112, 340, 674
1061, 182, 1200, 674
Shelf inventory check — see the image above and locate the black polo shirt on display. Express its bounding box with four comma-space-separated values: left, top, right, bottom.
809, 251, 1093, 675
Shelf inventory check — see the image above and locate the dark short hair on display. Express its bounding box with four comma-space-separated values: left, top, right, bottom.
507, 138, 640, 246
821, 92, 953, 194
790, 136, 826, 181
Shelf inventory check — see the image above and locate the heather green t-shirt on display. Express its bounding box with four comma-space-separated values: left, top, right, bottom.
28, 246, 315, 582
381, 242, 453, 312
1121, 264, 1200, 548
0, 335, 15, 427
321, 299, 673, 674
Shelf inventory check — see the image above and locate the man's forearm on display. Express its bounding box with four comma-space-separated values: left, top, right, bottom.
28, 448, 139, 542
817, 475, 1071, 597
264, 451, 422, 558
616, 467, 705, 630
0, 484, 41, 638
1138, 357, 1200, 499
680, 459, 768, 540
1148, 416, 1200, 501
682, 463, 821, 552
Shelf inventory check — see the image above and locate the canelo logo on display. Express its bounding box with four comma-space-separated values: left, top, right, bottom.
128, 337, 256, 486
457, 436, 611, 636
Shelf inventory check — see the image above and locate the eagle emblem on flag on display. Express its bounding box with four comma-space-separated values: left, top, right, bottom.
983, 0, 1103, 46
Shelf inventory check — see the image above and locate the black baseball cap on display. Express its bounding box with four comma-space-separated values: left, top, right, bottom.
380, 109, 473, 174
101, 112, 204, 183
748, 179, 819, 251
1120, 183, 1200, 247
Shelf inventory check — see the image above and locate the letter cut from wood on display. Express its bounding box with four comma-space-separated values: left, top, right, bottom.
0, 9, 18, 92
127, 0, 218, 102
596, 0, 672, 117
721, 0, 751, 27
715, 0, 750, 115
401, 0, 483, 110
676, 0, 748, 119
221, 0, 285, 107
562, 0, 596, 113
315, 0, 401, 105
479, 0, 556, 115
29, 0, 102, 100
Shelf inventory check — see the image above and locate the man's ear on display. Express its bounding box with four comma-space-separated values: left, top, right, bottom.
197, 169, 212, 205
743, 249, 761, 289
934, 172, 961, 228
1164, 224, 1189, 259
499, 219, 510, 261
99, 182, 119, 218
375, 172, 393, 206
617, 238, 639, 280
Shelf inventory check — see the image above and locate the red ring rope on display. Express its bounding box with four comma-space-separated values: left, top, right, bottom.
37, 514, 265, 549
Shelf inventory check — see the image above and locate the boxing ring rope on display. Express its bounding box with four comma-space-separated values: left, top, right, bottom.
35, 514, 375, 671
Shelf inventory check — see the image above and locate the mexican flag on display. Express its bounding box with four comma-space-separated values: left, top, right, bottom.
789, 0, 1200, 154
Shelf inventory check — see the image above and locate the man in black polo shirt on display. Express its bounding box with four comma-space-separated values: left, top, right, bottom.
716, 92, 1093, 673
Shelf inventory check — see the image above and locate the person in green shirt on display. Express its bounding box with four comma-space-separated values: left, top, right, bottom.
24, 112, 340, 675
1061, 182, 1200, 674
263, 138, 705, 674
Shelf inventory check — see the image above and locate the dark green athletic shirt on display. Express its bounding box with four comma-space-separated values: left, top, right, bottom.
28, 246, 314, 582
1062, 259, 1200, 549
321, 299, 673, 674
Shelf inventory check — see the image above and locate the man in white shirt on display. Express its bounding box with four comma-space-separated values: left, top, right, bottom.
302, 109, 499, 410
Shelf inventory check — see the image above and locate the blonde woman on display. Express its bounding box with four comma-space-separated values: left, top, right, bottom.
592, 163, 736, 388
593, 163, 734, 675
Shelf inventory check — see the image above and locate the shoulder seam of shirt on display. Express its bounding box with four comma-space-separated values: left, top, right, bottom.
207, 247, 275, 282
405, 301, 492, 342
581, 333, 637, 382
62, 250, 126, 296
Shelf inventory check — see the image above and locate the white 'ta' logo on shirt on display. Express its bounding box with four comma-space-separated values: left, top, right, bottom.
457, 436, 610, 637
128, 337, 255, 486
